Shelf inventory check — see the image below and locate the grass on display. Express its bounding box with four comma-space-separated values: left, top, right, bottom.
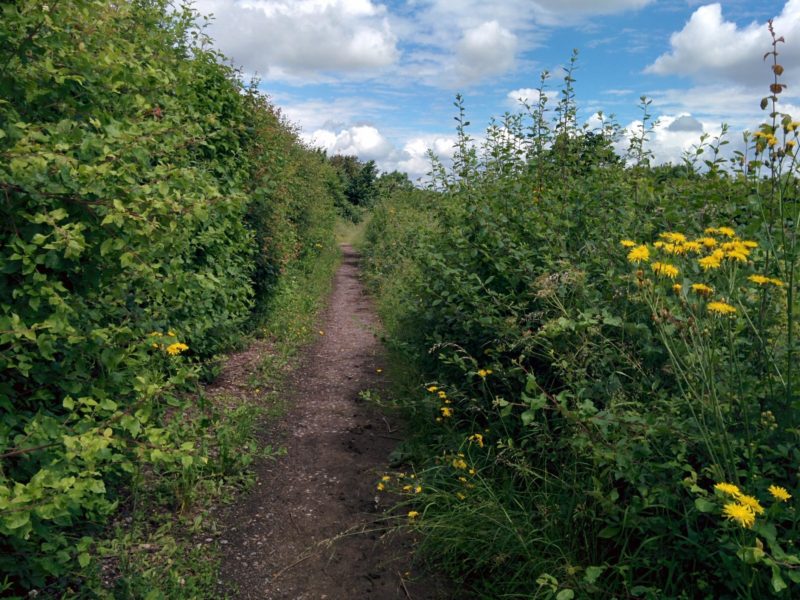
334, 216, 371, 247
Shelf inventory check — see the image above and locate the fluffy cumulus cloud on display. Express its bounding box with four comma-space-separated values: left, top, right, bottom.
455, 21, 517, 83
193, 0, 398, 80
646, 1, 800, 87
303, 125, 395, 161
616, 114, 718, 166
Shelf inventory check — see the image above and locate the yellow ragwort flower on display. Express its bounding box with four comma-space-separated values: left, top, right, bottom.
722, 502, 756, 528
620, 239, 636, 248
651, 262, 679, 279
707, 301, 737, 316
627, 245, 650, 264
165, 342, 189, 355
737, 494, 765, 515
714, 482, 742, 497
691, 283, 714, 297
768, 485, 792, 502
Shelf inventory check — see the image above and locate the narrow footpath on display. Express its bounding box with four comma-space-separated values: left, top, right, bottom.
219, 245, 446, 599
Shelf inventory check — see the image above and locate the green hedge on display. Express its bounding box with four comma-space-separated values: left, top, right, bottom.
0, 0, 336, 590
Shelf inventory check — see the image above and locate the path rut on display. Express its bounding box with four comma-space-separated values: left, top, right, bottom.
219, 245, 446, 600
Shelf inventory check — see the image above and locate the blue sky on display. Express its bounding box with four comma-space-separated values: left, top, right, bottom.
194, 0, 799, 179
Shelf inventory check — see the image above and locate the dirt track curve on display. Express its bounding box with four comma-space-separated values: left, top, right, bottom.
219, 245, 447, 600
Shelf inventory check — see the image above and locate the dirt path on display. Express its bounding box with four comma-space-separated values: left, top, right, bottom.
219, 245, 446, 600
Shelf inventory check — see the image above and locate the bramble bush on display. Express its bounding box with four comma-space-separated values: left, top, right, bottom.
0, 0, 336, 593
365, 28, 800, 599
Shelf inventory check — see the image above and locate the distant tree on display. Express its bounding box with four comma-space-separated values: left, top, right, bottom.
377, 170, 414, 197
328, 155, 380, 220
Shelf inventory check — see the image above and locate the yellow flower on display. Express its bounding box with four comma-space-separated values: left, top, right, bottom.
659, 231, 687, 244
165, 342, 189, 355
722, 502, 756, 528
167, 330, 176, 337
742, 240, 758, 249
468, 433, 485, 448
147, 331, 161, 337
377, 482, 385, 491
437, 390, 447, 399
672, 283, 682, 294
768, 485, 792, 502
627, 245, 650, 264
768, 135, 779, 147
414, 485, 422, 494
707, 301, 736, 316
699, 237, 718, 248
426, 385, 438, 392
456, 492, 466, 500
620, 239, 637, 248
691, 283, 714, 297
717, 227, 736, 238
452, 457, 468, 470
651, 262, 679, 279
682, 241, 703, 253
477, 369, 492, 378
381, 475, 391, 482
714, 482, 742, 497
440, 407, 453, 418
407, 511, 419, 519
749, 274, 771, 285
737, 494, 765, 515
699, 253, 723, 271
402, 484, 412, 492
661, 243, 686, 255
704, 227, 719, 235
769, 278, 785, 287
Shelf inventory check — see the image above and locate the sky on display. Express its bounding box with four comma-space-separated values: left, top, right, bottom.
192, 0, 800, 180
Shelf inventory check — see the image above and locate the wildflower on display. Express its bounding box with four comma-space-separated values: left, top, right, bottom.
682, 241, 703, 253
661, 243, 686, 255
722, 502, 756, 528
704, 227, 719, 235
426, 385, 438, 392
456, 492, 466, 500
707, 301, 737, 316
737, 494, 765, 515
717, 227, 736, 238
742, 240, 758, 249
414, 485, 422, 494
167, 330, 176, 337
402, 484, 412, 492
767, 135, 779, 147
651, 262, 679, 279
620, 239, 636, 248
407, 511, 419, 519
148, 331, 161, 337
749, 274, 771, 285
672, 284, 682, 294
660, 232, 687, 244
440, 407, 453, 418
714, 482, 742, 497
691, 283, 714, 297
699, 253, 723, 271
381, 475, 391, 482
787, 140, 797, 150
452, 457, 468, 470
468, 433, 485, 448
377, 482, 385, 491
769, 278, 785, 286
437, 390, 447, 399
768, 485, 792, 502
699, 237, 718, 248
165, 342, 189, 355
627, 245, 650, 264
151, 343, 159, 349
477, 369, 492, 378
468, 468, 476, 475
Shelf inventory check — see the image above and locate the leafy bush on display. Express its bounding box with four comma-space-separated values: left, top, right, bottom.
365, 30, 800, 599
0, 0, 335, 592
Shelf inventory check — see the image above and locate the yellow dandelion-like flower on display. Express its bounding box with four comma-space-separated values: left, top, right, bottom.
477, 369, 492, 378
456, 492, 466, 500
167, 330, 176, 337
620, 239, 636, 248
769, 278, 785, 287
699, 237, 718, 248
672, 283, 682, 294
452, 458, 468, 470
704, 227, 719, 235
426, 385, 438, 392
707, 301, 737, 316
768, 135, 779, 147
402, 484, 412, 492
742, 240, 758, 249
768, 485, 792, 502
682, 241, 703, 253
714, 482, 742, 497
381, 475, 392, 482
651, 262, 679, 279
414, 485, 422, 494
722, 502, 756, 528
165, 342, 189, 355
654, 240, 665, 249
749, 274, 771, 285
699, 254, 723, 271
468, 433, 485, 448
377, 482, 385, 491
717, 227, 736, 238
691, 283, 714, 296
440, 407, 453, 418
787, 140, 797, 150
737, 494, 765, 515
659, 232, 687, 244
437, 390, 447, 399
407, 511, 419, 519
148, 331, 161, 337
627, 245, 650, 264
725, 250, 749, 263
661, 243, 686, 255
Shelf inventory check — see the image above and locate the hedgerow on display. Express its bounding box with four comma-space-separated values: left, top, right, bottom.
365, 30, 800, 599
0, 0, 336, 592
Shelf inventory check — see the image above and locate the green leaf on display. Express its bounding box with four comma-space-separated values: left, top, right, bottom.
78, 552, 91, 568
598, 526, 619, 539
584, 566, 605, 584
694, 497, 715, 513
556, 590, 575, 600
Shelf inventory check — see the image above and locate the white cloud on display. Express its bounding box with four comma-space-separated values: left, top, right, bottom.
645, 1, 800, 86
194, 0, 398, 80
303, 125, 395, 161
455, 21, 517, 83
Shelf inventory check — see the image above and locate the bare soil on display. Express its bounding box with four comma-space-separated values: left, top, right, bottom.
218, 245, 448, 600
